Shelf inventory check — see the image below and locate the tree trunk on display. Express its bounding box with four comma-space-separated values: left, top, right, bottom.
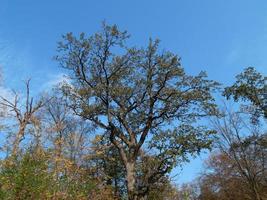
12, 125, 26, 156
126, 161, 137, 200
252, 184, 262, 200
139, 195, 148, 200
247, 180, 263, 200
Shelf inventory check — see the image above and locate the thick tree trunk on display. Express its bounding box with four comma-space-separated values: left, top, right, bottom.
126, 161, 137, 200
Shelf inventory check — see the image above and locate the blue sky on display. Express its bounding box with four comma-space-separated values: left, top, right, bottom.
0, 0, 267, 184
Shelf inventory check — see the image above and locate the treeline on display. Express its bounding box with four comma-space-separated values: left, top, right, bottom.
0, 24, 266, 200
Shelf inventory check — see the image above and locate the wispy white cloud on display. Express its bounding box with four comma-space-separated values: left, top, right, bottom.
40, 73, 71, 91
0, 86, 15, 117
0, 86, 14, 100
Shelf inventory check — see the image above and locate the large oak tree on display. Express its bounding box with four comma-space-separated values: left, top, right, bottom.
55, 23, 219, 200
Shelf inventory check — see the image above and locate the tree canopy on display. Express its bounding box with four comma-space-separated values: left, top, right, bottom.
55, 23, 219, 199
0, 24, 265, 200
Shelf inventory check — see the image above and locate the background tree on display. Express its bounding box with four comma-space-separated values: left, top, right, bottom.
0, 80, 44, 156
0, 77, 118, 199
0, 147, 53, 200
56, 23, 219, 199
198, 153, 252, 200
209, 108, 266, 200
198, 73, 267, 200
223, 67, 267, 119
41, 91, 94, 197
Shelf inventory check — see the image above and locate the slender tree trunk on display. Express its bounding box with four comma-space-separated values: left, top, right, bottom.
139, 195, 148, 200
252, 184, 262, 200
12, 125, 26, 155
126, 161, 137, 200
114, 178, 120, 199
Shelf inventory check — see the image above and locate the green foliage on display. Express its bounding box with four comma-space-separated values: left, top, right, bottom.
88, 135, 127, 198
0, 148, 102, 200
0, 149, 52, 200
223, 67, 267, 119
2, 23, 266, 200
56, 23, 219, 199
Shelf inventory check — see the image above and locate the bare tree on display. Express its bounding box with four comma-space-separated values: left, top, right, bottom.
211, 107, 267, 200
0, 80, 44, 155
